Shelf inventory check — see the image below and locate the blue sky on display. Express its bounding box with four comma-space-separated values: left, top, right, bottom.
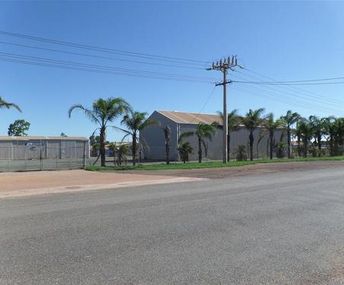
0, 1, 344, 141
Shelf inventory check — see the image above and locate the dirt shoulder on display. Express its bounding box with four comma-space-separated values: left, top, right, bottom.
0, 170, 204, 199
126, 160, 344, 179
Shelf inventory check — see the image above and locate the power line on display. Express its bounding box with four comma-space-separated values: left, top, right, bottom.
230, 70, 344, 111
0, 40, 204, 70
232, 75, 342, 111
198, 85, 217, 114
0, 57, 214, 84
234, 68, 344, 106
0, 50, 216, 82
232, 80, 344, 86
233, 83, 342, 114
0, 30, 209, 66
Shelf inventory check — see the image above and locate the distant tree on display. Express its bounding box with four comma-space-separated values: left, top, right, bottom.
241, 108, 265, 161
8, 119, 30, 136
69, 97, 130, 166
60, 132, 68, 137
280, 110, 300, 158
178, 142, 193, 163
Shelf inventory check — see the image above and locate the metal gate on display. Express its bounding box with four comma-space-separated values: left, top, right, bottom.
0, 139, 88, 172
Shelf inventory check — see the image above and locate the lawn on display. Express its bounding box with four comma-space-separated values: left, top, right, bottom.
86, 156, 344, 171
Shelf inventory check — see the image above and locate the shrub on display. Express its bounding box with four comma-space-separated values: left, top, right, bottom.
276, 142, 286, 158
236, 145, 248, 161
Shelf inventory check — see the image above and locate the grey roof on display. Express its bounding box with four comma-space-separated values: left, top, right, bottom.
157, 110, 222, 125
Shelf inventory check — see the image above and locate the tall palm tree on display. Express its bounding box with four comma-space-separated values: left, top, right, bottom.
280, 110, 300, 158
119, 111, 156, 166
161, 125, 171, 165
68, 97, 130, 167
0, 97, 21, 112
179, 123, 216, 163
217, 109, 241, 161
263, 113, 283, 160
241, 108, 265, 161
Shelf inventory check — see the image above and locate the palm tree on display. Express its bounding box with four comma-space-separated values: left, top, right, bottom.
0, 97, 21, 112
119, 111, 156, 166
161, 125, 171, 165
179, 123, 216, 163
263, 113, 283, 160
108, 142, 118, 166
178, 142, 193, 163
68, 97, 130, 167
217, 109, 241, 161
256, 130, 265, 159
241, 108, 265, 161
322, 116, 336, 156
280, 110, 300, 158
297, 119, 313, 157
309, 115, 325, 157
332, 118, 344, 155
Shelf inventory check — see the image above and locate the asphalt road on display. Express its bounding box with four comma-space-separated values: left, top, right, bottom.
1, 166, 344, 284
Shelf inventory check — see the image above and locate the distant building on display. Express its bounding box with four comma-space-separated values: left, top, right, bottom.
140, 111, 286, 161
0, 136, 89, 171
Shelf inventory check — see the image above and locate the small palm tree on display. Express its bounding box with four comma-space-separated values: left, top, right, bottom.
119, 111, 156, 166
161, 125, 171, 165
280, 110, 300, 158
0, 97, 21, 112
263, 113, 283, 160
241, 108, 265, 161
217, 109, 241, 161
178, 142, 193, 163
108, 142, 118, 166
69, 97, 130, 167
179, 123, 216, 163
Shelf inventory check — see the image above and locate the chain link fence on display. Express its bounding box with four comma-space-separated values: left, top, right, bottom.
0, 139, 89, 172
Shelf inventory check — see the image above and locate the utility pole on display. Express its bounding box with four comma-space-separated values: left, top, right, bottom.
207, 56, 240, 163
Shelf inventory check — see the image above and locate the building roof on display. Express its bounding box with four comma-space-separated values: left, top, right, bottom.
157, 110, 222, 125
0, 136, 88, 141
